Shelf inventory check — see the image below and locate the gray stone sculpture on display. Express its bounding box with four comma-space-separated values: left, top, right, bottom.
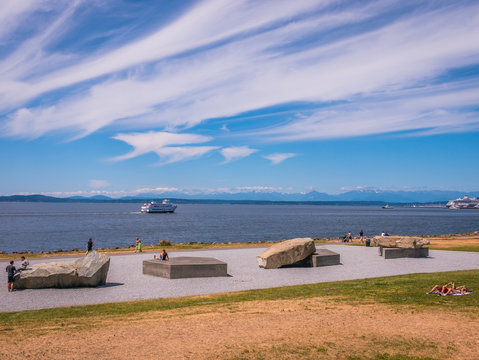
257, 237, 316, 269
374, 236, 430, 249
14, 251, 110, 289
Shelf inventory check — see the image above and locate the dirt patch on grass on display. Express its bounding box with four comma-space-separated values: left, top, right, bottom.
1, 298, 477, 360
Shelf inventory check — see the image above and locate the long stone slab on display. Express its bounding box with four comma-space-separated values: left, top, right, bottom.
143, 257, 227, 279
379, 247, 429, 259
312, 249, 340, 267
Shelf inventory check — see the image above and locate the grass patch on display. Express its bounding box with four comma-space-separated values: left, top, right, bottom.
428, 245, 479, 252
1, 269, 477, 328
229, 344, 438, 360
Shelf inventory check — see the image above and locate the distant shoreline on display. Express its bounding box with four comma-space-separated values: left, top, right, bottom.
1, 232, 478, 259
0, 194, 451, 206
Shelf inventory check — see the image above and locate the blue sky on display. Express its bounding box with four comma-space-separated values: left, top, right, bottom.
1, 0, 479, 197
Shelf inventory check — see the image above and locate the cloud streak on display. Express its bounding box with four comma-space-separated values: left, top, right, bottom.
263, 153, 297, 164
1, 0, 479, 148
220, 146, 258, 164
112, 131, 219, 164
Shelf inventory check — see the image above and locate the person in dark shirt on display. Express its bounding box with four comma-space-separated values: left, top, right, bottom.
154, 249, 169, 261
86, 238, 94, 255
160, 249, 169, 260
6, 260, 17, 292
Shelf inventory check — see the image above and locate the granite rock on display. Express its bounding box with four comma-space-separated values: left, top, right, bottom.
374, 236, 429, 249
14, 251, 110, 289
257, 238, 316, 269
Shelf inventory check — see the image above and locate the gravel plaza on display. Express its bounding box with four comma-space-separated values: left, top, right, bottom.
1, 245, 479, 312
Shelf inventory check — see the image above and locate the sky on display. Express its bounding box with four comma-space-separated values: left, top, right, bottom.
1, 0, 479, 198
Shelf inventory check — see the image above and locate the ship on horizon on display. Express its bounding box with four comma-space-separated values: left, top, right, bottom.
446, 195, 479, 209
140, 199, 177, 213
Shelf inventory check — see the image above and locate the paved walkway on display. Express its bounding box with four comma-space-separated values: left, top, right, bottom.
1, 245, 479, 312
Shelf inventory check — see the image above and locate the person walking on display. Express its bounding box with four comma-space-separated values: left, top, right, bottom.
359, 229, 364, 242
6, 260, 17, 292
86, 238, 94, 255
137, 238, 142, 253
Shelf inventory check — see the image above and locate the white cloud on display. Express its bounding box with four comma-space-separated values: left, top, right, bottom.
89, 179, 109, 188
112, 131, 218, 164
263, 153, 297, 164
133, 187, 180, 194
1, 0, 479, 143
0, 0, 325, 113
255, 81, 479, 141
0, 0, 38, 41
220, 146, 258, 164
153, 146, 220, 165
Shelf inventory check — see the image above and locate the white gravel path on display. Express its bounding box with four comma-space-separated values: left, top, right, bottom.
1, 245, 479, 312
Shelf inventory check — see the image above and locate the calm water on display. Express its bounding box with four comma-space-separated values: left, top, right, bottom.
0, 202, 478, 253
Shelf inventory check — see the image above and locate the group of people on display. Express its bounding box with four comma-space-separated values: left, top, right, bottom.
7, 236, 171, 293
342, 230, 365, 242
5, 256, 30, 292
428, 282, 471, 296
85, 237, 166, 256
134, 237, 142, 253
86, 237, 143, 254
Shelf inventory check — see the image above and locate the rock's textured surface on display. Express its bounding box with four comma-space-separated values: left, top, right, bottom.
73, 251, 110, 286
14, 251, 110, 289
374, 236, 429, 249
257, 238, 316, 269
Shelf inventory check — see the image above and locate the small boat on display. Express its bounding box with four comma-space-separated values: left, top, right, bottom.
382, 204, 393, 209
141, 199, 177, 213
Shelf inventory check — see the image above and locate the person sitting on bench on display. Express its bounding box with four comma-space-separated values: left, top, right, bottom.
154, 249, 169, 261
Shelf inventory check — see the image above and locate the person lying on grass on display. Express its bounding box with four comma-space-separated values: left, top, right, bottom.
428, 282, 471, 295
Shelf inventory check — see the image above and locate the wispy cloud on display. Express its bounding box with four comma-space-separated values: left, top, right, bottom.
255, 81, 479, 141
1, 0, 479, 146
112, 131, 219, 164
0, 0, 38, 41
263, 153, 297, 164
220, 146, 258, 164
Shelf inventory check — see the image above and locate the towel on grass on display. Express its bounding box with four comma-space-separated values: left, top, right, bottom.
452, 291, 473, 296
427, 290, 473, 296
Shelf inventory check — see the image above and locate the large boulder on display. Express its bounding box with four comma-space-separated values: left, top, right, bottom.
374, 236, 429, 249
73, 251, 110, 286
257, 238, 316, 269
14, 251, 110, 289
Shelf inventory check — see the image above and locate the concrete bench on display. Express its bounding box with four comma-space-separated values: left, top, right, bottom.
143, 257, 227, 279
281, 249, 341, 268
378, 247, 429, 259
312, 249, 341, 267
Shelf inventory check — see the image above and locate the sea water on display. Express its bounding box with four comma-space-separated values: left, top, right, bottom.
0, 202, 478, 253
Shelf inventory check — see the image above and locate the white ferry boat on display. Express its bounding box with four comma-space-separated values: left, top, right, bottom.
446, 196, 479, 209
382, 204, 393, 209
141, 199, 177, 213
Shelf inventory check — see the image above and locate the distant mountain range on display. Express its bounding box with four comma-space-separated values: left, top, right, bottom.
1, 190, 478, 204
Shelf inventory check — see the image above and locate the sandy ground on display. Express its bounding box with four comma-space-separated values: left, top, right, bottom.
1, 298, 478, 360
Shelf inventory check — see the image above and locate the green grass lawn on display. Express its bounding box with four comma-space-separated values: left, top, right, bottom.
1, 269, 477, 327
